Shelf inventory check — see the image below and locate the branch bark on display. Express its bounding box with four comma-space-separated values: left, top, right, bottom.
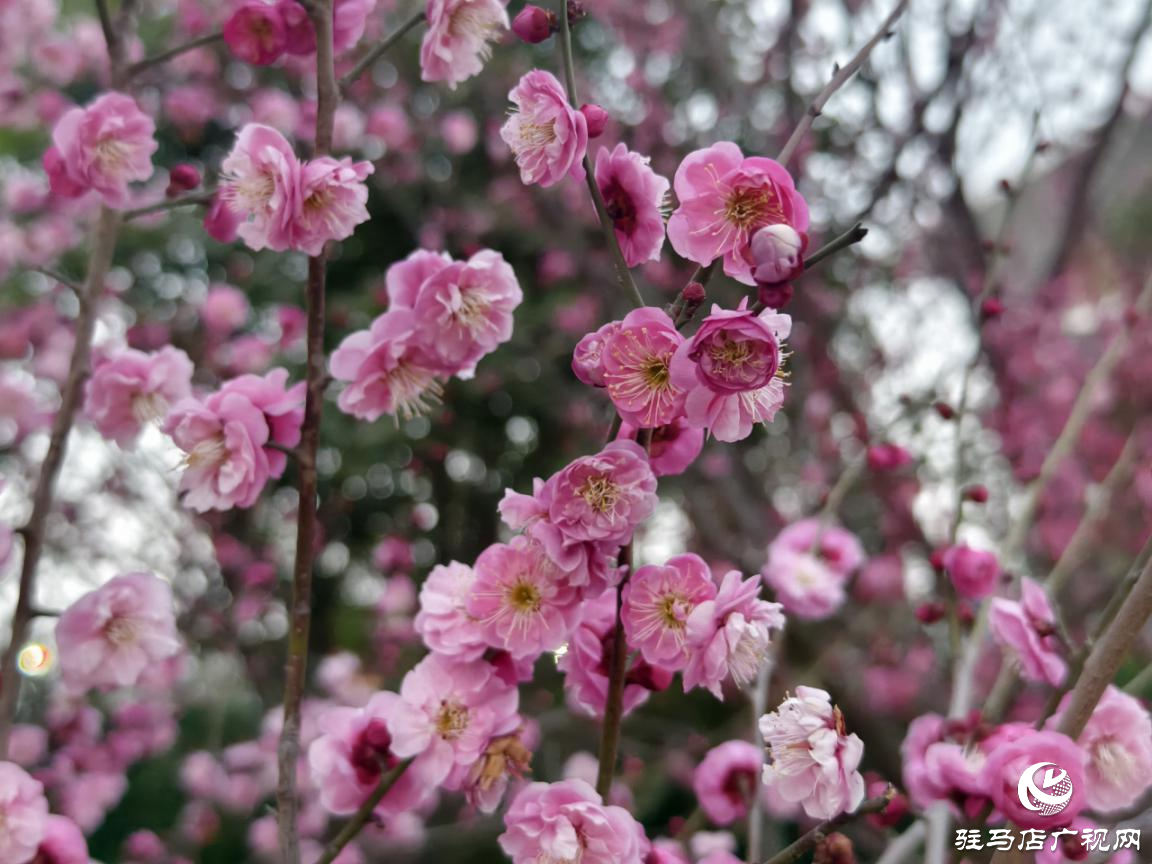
338, 11, 426, 94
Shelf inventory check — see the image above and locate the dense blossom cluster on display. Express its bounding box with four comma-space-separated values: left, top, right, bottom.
0, 1, 1149, 863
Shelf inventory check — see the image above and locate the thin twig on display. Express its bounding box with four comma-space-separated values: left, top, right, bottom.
338, 11, 426, 94
125, 31, 224, 79
29, 267, 83, 296
802, 223, 868, 271
557, 0, 646, 307
312, 758, 414, 864
277, 2, 339, 861
777, 0, 909, 165
124, 191, 215, 221
759, 790, 894, 864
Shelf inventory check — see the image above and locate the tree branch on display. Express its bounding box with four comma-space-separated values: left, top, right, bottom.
802, 222, 868, 272
312, 758, 414, 864
777, 0, 909, 165
124, 191, 215, 221
125, 31, 224, 80
759, 790, 895, 864
339, 11, 426, 94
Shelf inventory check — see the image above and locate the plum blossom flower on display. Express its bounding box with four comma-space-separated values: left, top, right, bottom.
693, 741, 763, 826
750, 224, 805, 285
622, 553, 717, 670
572, 320, 620, 387
670, 300, 791, 442
223, 2, 289, 65
383, 248, 453, 307
667, 142, 809, 284
559, 589, 672, 718
684, 569, 785, 698
420, 0, 509, 88
989, 577, 1066, 685
467, 538, 582, 658
35, 815, 90, 864
0, 761, 48, 863
500, 69, 588, 188
329, 309, 444, 421
759, 686, 865, 820
594, 143, 670, 266
979, 729, 1087, 828
601, 307, 686, 428
498, 779, 650, 864
942, 544, 1000, 599
164, 369, 305, 512
761, 520, 865, 620
55, 572, 182, 692
308, 691, 438, 817
389, 653, 520, 785
413, 561, 487, 659
452, 728, 535, 813
84, 346, 194, 447
543, 439, 658, 545
218, 124, 299, 252
618, 417, 704, 477
281, 155, 374, 255
410, 249, 523, 376
1049, 686, 1152, 812
44, 92, 157, 208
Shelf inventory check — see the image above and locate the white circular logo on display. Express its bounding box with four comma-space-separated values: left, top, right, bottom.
1017, 761, 1073, 816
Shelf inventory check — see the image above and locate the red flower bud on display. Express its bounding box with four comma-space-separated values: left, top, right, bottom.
980, 297, 1004, 320
866, 443, 913, 472
915, 602, 947, 624
166, 164, 201, 197
963, 484, 989, 503
511, 5, 556, 43
933, 401, 956, 420
579, 103, 609, 138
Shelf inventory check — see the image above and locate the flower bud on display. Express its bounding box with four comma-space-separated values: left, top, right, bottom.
579, 103, 609, 138
511, 5, 556, 43
866, 442, 912, 472
915, 602, 946, 624
751, 223, 804, 285
963, 484, 989, 503
933, 400, 955, 420
166, 164, 201, 197
980, 297, 1004, 320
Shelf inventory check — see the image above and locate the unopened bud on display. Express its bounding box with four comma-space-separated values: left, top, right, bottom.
511, 5, 556, 43
579, 103, 609, 138
751, 223, 804, 285
166, 164, 201, 197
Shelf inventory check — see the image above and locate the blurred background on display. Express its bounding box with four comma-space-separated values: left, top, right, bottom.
1, 0, 1151, 859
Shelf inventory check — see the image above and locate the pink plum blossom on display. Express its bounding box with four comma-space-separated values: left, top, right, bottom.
223, 2, 289, 65
218, 124, 299, 252
35, 815, 89, 864
500, 69, 588, 188
979, 728, 1087, 828
942, 544, 1000, 599
330, 309, 444, 421
55, 572, 181, 693
281, 155, 374, 255
498, 779, 650, 864
164, 368, 305, 511
200, 284, 250, 334
44, 92, 157, 208
84, 346, 193, 447
413, 560, 487, 659
1049, 685, 1152, 812
667, 142, 809, 284
618, 417, 704, 477
572, 320, 620, 387
308, 691, 438, 818
989, 577, 1066, 685
594, 143, 670, 266
670, 301, 791, 442
769, 519, 865, 575
622, 553, 717, 670
761, 520, 864, 619
683, 569, 785, 698
467, 538, 582, 658
693, 740, 763, 826
759, 686, 865, 820
389, 653, 520, 785
559, 589, 671, 718
383, 249, 453, 307
420, 0, 509, 89
601, 307, 686, 428
0, 761, 48, 863
410, 249, 523, 376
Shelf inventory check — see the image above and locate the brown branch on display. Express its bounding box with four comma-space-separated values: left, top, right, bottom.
802, 222, 868, 271
277, 2, 338, 861
29, 267, 83, 296
338, 11, 426, 94
1058, 552, 1152, 739
759, 790, 895, 864
124, 191, 215, 221
777, 0, 909, 165
0, 207, 122, 756
125, 31, 224, 80
312, 758, 414, 864
596, 542, 633, 798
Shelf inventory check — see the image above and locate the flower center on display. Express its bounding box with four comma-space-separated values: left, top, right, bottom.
642, 355, 671, 390
350, 719, 394, 785
506, 579, 542, 613
602, 180, 638, 235
132, 391, 167, 425
723, 183, 783, 231
578, 474, 622, 514
103, 615, 139, 647
95, 137, 131, 171
185, 435, 229, 469
658, 593, 689, 630
449, 3, 501, 56
436, 700, 469, 740
385, 360, 444, 420
517, 120, 557, 149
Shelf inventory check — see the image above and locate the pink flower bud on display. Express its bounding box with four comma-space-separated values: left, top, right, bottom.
511, 5, 556, 43
963, 484, 989, 503
915, 601, 946, 623
203, 194, 241, 244
580, 103, 609, 138
980, 297, 1004, 320
166, 164, 201, 196
751, 224, 804, 284
866, 442, 912, 471
942, 544, 1000, 600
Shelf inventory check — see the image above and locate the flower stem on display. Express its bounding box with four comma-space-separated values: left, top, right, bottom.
125, 31, 224, 80
276, 3, 338, 862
